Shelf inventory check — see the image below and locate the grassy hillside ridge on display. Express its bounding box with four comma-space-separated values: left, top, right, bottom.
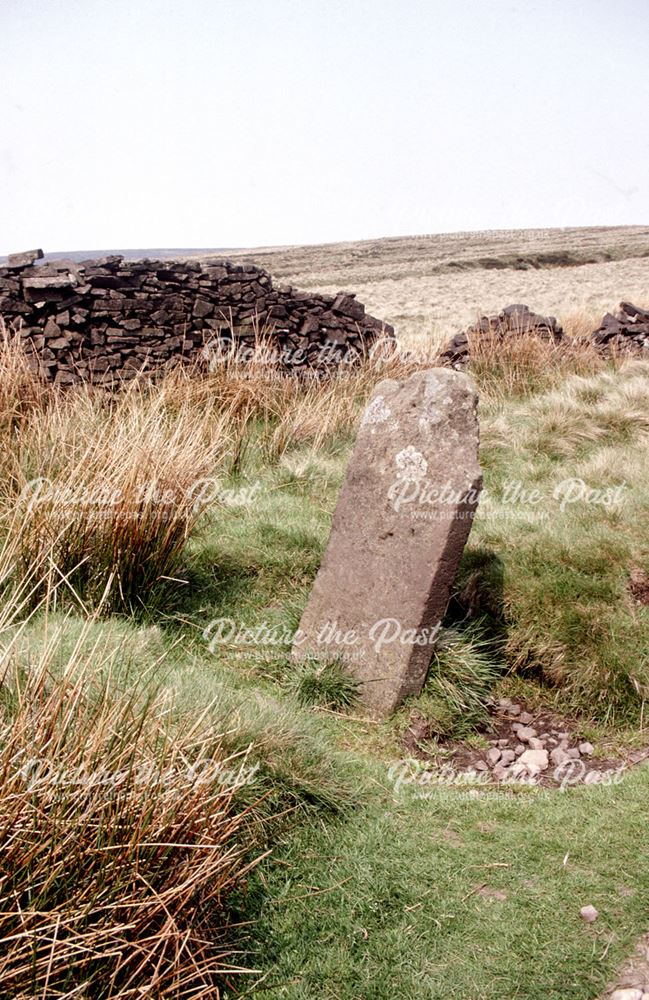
225, 225, 649, 347
228, 225, 649, 284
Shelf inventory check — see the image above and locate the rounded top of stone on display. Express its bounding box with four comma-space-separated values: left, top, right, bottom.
377, 366, 478, 397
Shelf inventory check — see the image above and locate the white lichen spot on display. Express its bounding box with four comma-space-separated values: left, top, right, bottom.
394, 445, 428, 483
362, 395, 391, 427
422, 374, 442, 392
418, 408, 442, 431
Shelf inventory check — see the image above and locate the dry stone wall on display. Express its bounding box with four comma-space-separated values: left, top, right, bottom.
440, 300, 649, 366
0, 249, 394, 385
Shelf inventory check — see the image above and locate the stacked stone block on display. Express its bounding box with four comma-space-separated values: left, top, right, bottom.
0, 250, 394, 385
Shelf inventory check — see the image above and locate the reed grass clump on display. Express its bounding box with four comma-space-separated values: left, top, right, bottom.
0, 647, 264, 998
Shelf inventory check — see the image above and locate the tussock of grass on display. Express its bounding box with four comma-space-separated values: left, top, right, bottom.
169, 342, 421, 458
1, 610, 361, 818
465, 328, 609, 400
0, 650, 263, 997
0, 325, 49, 441
404, 625, 502, 739
0, 595, 362, 996
285, 657, 360, 711
209, 688, 362, 813
0, 350, 232, 613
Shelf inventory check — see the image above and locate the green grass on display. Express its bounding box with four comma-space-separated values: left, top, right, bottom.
405, 625, 503, 740
163, 362, 649, 728
5, 611, 361, 819
160, 360, 648, 997
470, 363, 649, 721
285, 657, 360, 710
244, 768, 649, 1000
17, 606, 644, 1000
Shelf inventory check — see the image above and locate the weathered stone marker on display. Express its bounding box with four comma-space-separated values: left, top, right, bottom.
292, 368, 482, 715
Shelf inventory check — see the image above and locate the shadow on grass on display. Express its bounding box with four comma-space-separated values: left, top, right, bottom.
154, 517, 323, 649
447, 546, 507, 648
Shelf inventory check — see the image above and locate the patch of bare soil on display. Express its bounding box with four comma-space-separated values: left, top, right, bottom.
628, 566, 649, 607
404, 698, 649, 790
601, 933, 649, 999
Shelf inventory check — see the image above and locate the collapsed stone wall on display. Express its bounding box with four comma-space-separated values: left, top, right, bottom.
440, 301, 649, 366
0, 249, 394, 385
440, 304, 563, 367
590, 302, 649, 354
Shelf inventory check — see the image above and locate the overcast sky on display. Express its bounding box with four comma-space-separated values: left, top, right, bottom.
1, 0, 648, 255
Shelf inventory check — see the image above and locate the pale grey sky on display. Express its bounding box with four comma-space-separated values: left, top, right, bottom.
1, 0, 648, 255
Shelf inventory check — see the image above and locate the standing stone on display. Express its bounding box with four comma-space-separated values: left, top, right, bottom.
292, 368, 482, 715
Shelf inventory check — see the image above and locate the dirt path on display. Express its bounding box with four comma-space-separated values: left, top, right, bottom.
600, 934, 649, 999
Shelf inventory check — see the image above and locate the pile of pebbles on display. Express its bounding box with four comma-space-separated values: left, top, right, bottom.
404, 698, 649, 789
445, 698, 635, 788
471, 699, 597, 785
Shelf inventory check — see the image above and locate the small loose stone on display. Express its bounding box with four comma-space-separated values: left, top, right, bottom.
518, 748, 549, 773
579, 904, 598, 923
514, 725, 537, 741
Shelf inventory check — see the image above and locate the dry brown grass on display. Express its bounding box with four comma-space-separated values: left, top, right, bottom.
0, 630, 263, 998
163, 338, 424, 457
0, 520, 266, 998
0, 330, 234, 612
463, 327, 612, 400
0, 309, 629, 624
0, 324, 49, 440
